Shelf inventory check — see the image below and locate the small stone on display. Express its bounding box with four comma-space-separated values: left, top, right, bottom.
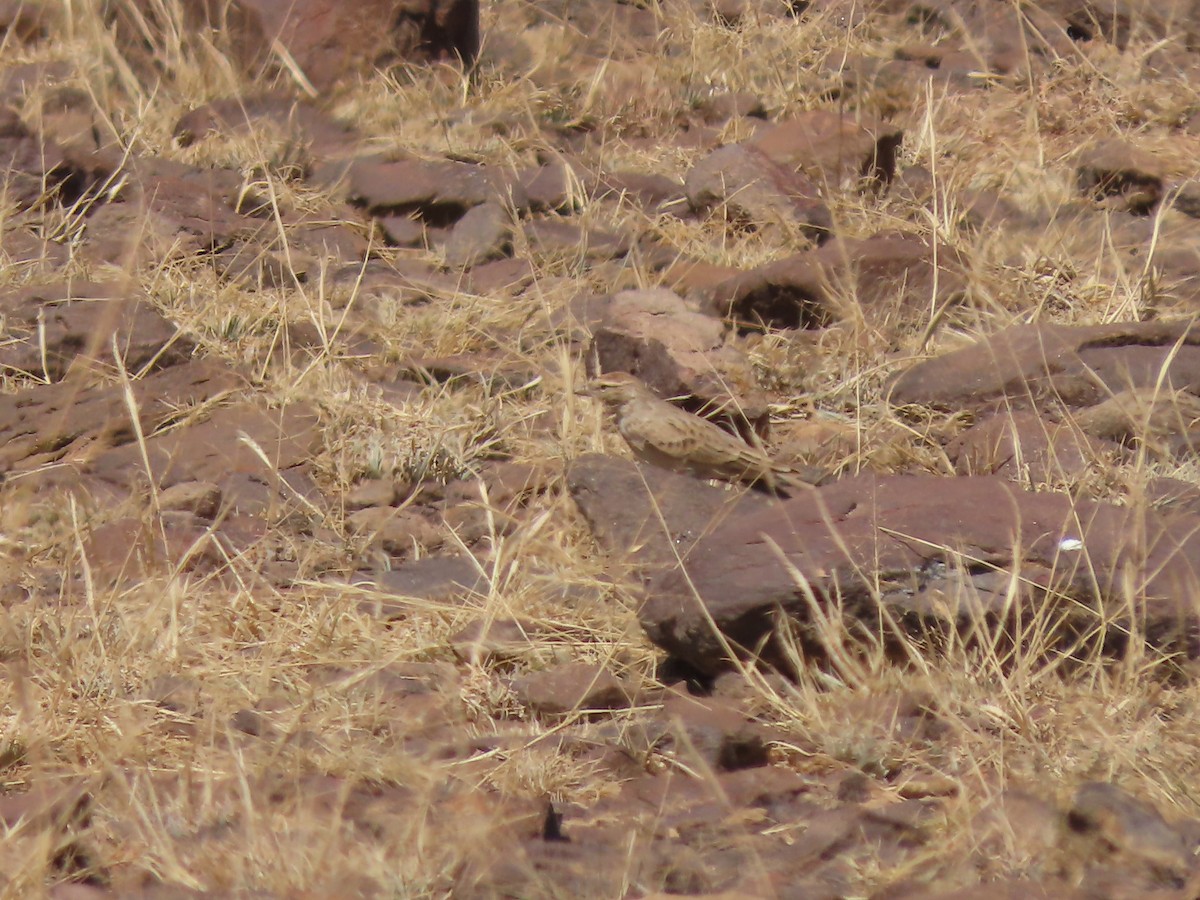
443, 201, 513, 268
442, 503, 518, 543
229, 708, 269, 737
361, 555, 489, 619
685, 144, 831, 240
346, 506, 443, 555
1076, 139, 1164, 214
157, 481, 222, 519
449, 618, 538, 665
510, 662, 632, 718
345, 478, 399, 511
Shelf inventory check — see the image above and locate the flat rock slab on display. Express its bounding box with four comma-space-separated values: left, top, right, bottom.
87, 400, 321, 507
948, 410, 1125, 482
348, 157, 528, 225
643, 474, 1200, 673
685, 144, 831, 240
566, 453, 771, 578
73, 156, 273, 263
173, 94, 360, 157
0, 359, 243, 476
0, 282, 193, 380
108, 0, 479, 91
360, 555, 490, 619
749, 109, 903, 188
890, 319, 1200, 412
0, 106, 66, 209
589, 288, 770, 434
703, 232, 966, 331
510, 662, 632, 718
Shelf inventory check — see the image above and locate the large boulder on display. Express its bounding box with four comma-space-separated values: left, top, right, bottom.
641, 474, 1200, 673
106, 0, 479, 90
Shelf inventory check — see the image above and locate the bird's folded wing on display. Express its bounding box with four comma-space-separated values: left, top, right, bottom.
645, 417, 762, 469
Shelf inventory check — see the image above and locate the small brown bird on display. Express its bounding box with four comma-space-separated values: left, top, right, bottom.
583, 372, 824, 495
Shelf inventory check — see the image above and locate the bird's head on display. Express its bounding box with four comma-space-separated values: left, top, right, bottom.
581, 372, 651, 407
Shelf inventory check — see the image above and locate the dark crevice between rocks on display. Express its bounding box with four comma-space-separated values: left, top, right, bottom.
395, 201, 471, 229
730, 287, 833, 333
656, 657, 716, 696
1065, 21, 1094, 41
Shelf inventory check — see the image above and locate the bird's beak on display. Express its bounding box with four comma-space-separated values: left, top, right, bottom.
574, 383, 592, 397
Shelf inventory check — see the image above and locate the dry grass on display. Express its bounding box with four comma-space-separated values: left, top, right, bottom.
2, 0, 1200, 895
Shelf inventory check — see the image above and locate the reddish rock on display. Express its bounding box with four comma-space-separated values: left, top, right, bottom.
900, 882, 1080, 900
1067, 781, 1200, 895
0, 0, 51, 44
1169, 180, 1200, 220
1146, 477, 1200, 517
589, 287, 769, 435
1038, 0, 1200, 49
692, 90, 767, 125
86, 400, 320, 507
360, 555, 489, 619
0, 359, 242, 477
332, 258, 455, 310
643, 474, 1200, 673
1071, 387, 1200, 456
710, 0, 749, 27
209, 243, 301, 290
441, 501, 519, 543
469, 459, 558, 508
949, 410, 1123, 482
654, 255, 743, 295
156, 481, 223, 519
749, 109, 903, 188
108, 0, 479, 91
0, 228, 69, 270
0, 106, 66, 208
511, 662, 632, 718
1077, 138, 1164, 213
346, 506, 444, 555
349, 157, 529, 225
375, 214, 426, 247
523, 218, 631, 262
658, 689, 777, 771
517, 157, 684, 214
519, 0, 668, 61
890, 320, 1200, 412
344, 478, 401, 511
172, 94, 359, 157
566, 453, 771, 577
704, 232, 965, 332
968, 790, 1062, 870
1069, 782, 1194, 874
465, 257, 536, 295
398, 352, 538, 392
702, 251, 833, 331
82, 513, 224, 582
142, 673, 204, 716
296, 215, 373, 261
684, 144, 832, 240
519, 160, 581, 214
443, 201, 513, 268
75, 159, 269, 262
0, 781, 91, 830
229, 707, 272, 738
449, 618, 538, 665
0, 281, 193, 380
593, 169, 687, 213
36, 87, 121, 153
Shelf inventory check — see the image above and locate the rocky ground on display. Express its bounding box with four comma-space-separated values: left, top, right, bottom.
3, 0, 1200, 896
